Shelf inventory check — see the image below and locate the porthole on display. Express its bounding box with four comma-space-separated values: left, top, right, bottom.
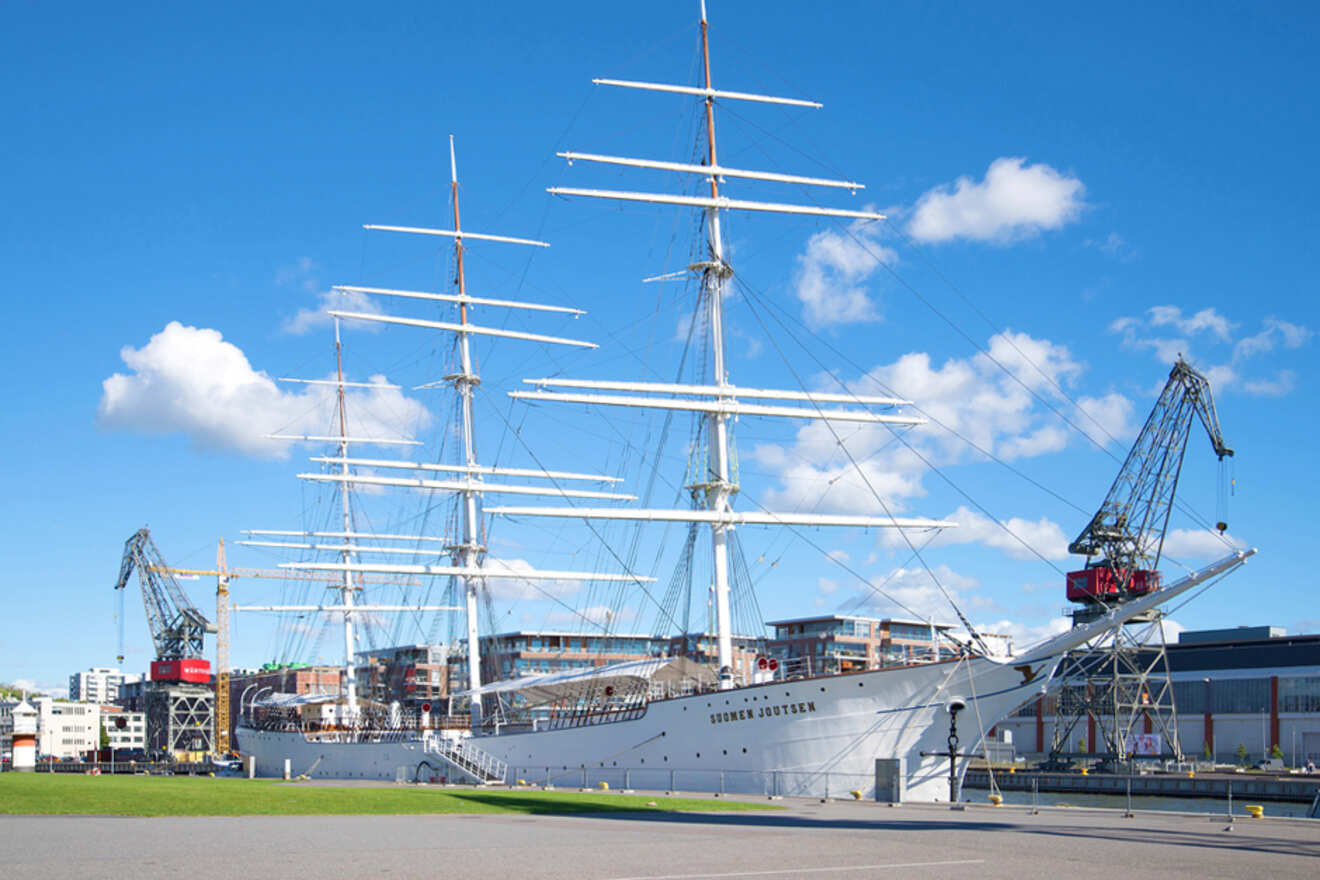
722, 749, 727, 756
696, 753, 701, 758
820, 687, 826, 692
858, 681, 864, 687
742, 747, 747, 754
663, 756, 668, 762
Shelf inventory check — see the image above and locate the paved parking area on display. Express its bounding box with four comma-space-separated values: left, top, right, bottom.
3, 795, 1317, 879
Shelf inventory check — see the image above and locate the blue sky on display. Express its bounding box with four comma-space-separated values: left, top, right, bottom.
2, 2, 1316, 693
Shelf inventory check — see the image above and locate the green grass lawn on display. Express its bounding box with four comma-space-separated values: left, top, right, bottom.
0, 774, 780, 817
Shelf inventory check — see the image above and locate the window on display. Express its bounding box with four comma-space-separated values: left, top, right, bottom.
1172, 680, 1207, 714
1210, 678, 1270, 714
1280, 677, 1320, 713
888, 623, 933, 641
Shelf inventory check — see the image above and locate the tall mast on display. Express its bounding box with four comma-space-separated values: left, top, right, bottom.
523, 3, 948, 692
248, 150, 628, 724
333, 317, 360, 714
449, 136, 487, 727
698, 1, 737, 688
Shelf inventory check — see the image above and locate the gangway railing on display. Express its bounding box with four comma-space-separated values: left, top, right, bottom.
424, 735, 506, 784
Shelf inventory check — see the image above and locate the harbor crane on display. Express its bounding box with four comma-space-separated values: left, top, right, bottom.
1051, 358, 1234, 770
1066, 357, 1233, 614
133, 536, 423, 756
114, 528, 216, 666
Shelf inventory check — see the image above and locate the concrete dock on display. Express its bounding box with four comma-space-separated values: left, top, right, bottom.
965, 768, 1320, 803
2, 793, 1317, 879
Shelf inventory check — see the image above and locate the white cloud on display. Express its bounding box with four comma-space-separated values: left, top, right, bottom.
482, 558, 589, 602
881, 505, 1070, 561
277, 257, 386, 335
1075, 392, 1136, 447
1147, 306, 1234, 342
972, 616, 1070, 656
98, 321, 429, 457
749, 330, 1134, 520
12, 678, 65, 698
1109, 307, 1311, 397
1159, 528, 1248, 563
1084, 231, 1134, 262
907, 157, 1085, 244
1241, 370, 1295, 396
842, 563, 981, 622
793, 219, 896, 328
284, 287, 386, 335
1234, 317, 1313, 360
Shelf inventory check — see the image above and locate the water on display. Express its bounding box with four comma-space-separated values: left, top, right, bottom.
964, 786, 1313, 819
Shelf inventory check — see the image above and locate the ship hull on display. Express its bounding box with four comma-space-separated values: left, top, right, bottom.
239, 653, 1056, 801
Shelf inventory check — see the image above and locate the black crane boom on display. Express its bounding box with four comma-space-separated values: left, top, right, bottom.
113, 527, 215, 661
1067, 358, 1232, 607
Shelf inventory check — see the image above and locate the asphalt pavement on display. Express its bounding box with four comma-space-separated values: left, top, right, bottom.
3, 793, 1317, 879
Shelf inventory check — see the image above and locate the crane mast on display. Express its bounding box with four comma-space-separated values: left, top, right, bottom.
1067, 358, 1233, 617
114, 527, 216, 663
1050, 358, 1235, 771
113, 527, 218, 761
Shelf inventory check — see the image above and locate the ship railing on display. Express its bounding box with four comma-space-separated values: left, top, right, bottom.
540, 703, 649, 731
777, 656, 814, 680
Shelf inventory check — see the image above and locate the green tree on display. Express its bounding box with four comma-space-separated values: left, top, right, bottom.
1203, 741, 1213, 759
99, 725, 110, 750
1270, 743, 1283, 760
1235, 743, 1248, 765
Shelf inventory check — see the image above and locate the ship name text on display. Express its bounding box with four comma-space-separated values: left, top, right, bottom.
710, 701, 816, 726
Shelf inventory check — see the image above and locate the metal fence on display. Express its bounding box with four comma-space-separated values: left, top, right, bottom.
507, 764, 876, 800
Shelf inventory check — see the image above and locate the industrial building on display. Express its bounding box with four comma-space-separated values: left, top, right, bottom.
997, 625, 1320, 766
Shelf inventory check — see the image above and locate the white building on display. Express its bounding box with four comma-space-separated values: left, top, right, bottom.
68, 667, 124, 703
33, 699, 101, 760
101, 706, 146, 753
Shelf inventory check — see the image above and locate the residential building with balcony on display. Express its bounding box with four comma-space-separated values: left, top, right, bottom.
69, 667, 124, 703
766, 615, 962, 675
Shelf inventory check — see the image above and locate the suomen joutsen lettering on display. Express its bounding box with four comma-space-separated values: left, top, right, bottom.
709, 701, 817, 725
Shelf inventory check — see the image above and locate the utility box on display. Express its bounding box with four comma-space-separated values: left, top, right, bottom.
874, 757, 905, 803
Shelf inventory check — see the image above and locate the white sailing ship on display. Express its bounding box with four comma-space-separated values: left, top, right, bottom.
236, 3, 1254, 801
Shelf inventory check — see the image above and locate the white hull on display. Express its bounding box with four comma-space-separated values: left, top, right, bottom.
240, 653, 1055, 801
